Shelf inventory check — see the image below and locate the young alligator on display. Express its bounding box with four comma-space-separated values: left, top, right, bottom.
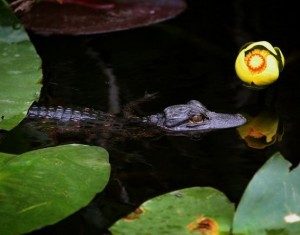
27, 100, 246, 136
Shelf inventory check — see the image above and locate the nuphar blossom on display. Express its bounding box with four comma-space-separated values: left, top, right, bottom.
235, 41, 285, 88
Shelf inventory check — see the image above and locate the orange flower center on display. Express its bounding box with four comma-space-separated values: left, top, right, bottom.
245, 49, 269, 74
248, 128, 265, 138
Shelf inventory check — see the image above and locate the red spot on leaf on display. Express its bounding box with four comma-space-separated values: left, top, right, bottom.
187, 217, 219, 235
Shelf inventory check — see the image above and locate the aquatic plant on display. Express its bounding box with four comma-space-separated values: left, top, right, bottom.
110, 153, 300, 235
235, 41, 285, 88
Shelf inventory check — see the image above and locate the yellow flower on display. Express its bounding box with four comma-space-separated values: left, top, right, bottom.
235, 41, 285, 87
237, 111, 283, 149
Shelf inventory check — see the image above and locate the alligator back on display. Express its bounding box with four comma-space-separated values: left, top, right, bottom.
25, 105, 162, 145
27, 105, 113, 122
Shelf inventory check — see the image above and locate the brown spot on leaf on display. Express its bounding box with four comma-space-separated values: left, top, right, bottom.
123, 207, 144, 221
187, 217, 219, 235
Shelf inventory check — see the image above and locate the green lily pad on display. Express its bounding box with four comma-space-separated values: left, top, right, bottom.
0, 1, 42, 131
0, 1, 29, 44
0, 151, 14, 164
0, 144, 110, 235
110, 187, 234, 235
233, 152, 300, 235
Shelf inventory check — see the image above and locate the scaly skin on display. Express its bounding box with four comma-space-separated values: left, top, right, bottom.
144, 100, 246, 134
27, 100, 246, 135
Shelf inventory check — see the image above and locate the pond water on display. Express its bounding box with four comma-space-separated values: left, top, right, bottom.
1, 0, 300, 234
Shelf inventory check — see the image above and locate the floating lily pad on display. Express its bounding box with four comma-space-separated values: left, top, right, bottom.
0, 1, 29, 43
0, 2, 42, 131
0, 151, 14, 164
233, 152, 300, 235
110, 187, 234, 235
0, 144, 110, 235
19, 0, 187, 35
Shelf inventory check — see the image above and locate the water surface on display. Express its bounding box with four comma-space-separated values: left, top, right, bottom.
1, 1, 299, 234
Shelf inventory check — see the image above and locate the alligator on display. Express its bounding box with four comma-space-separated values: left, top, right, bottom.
26, 100, 246, 137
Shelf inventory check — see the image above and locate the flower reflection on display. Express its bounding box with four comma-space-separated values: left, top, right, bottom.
235, 41, 285, 88
237, 111, 283, 149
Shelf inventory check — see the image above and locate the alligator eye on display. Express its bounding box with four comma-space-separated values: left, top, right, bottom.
189, 114, 204, 123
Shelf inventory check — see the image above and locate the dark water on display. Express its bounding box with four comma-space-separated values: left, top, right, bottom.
1, 0, 300, 234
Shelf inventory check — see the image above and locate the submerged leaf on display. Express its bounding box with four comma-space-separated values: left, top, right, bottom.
18, 0, 187, 35
110, 187, 234, 235
233, 152, 300, 234
0, 144, 110, 235
0, 1, 42, 130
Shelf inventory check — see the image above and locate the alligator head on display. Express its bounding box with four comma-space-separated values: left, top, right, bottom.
144, 100, 246, 133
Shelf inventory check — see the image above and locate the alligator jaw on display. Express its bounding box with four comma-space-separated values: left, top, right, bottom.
190, 111, 247, 131
159, 112, 246, 133
144, 100, 247, 133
